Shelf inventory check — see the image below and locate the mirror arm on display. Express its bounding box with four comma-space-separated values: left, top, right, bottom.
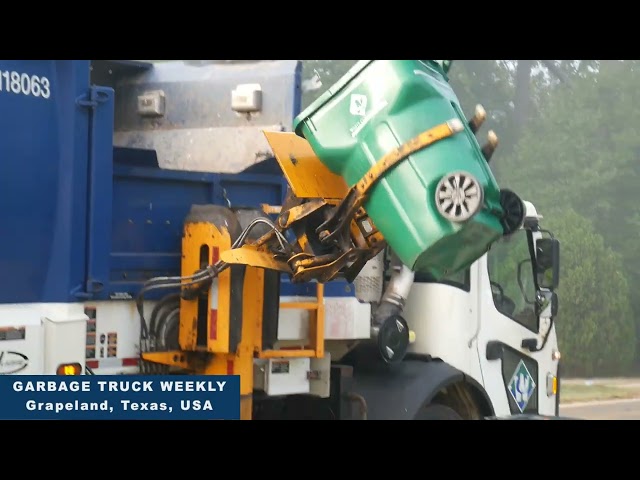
523, 316, 555, 353
535, 290, 549, 312
538, 228, 555, 239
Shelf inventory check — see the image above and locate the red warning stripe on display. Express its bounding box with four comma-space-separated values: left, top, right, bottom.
210, 309, 218, 340
86, 358, 139, 370
210, 246, 219, 341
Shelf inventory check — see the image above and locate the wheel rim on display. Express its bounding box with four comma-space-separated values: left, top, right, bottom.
435, 172, 483, 222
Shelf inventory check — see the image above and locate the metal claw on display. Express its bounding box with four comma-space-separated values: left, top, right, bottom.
469, 104, 487, 134
481, 130, 499, 162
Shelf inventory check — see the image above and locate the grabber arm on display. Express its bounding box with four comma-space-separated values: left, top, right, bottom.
250, 121, 465, 285
139, 121, 464, 290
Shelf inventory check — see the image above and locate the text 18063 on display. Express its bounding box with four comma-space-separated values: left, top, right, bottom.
0, 71, 50, 99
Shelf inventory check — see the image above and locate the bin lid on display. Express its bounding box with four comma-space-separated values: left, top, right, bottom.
294, 60, 373, 135
294, 60, 453, 136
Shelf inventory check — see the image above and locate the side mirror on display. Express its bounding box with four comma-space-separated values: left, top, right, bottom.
536, 238, 560, 290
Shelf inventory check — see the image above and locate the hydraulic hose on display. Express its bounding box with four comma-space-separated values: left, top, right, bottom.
158, 308, 181, 350
149, 293, 181, 341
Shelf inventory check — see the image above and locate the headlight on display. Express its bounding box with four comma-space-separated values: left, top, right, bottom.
56, 363, 82, 375
546, 373, 558, 397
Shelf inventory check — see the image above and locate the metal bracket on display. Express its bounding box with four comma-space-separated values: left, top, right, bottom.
76, 87, 111, 109
85, 279, 104, 294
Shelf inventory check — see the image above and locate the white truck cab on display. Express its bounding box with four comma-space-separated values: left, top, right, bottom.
402, 200, 561, 418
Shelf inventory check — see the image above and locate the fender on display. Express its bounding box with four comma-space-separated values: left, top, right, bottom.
349, 358, 494, 420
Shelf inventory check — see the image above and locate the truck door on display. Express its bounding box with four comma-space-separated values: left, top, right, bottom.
475, 228, 559, 417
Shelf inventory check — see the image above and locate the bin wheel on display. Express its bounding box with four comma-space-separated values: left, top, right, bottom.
499, 189, 525, 236
435, 171, 483, 223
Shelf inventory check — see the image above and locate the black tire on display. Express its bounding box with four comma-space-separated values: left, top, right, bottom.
499, 189, 526, 236
414, 404, 464, 420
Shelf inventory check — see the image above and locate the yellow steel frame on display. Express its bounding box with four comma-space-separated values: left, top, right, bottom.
141, 212, 325, 419
142, 220, 261, 419
265, 283, 325, 359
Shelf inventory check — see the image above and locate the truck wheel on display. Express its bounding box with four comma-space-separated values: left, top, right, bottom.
435, 171, 483, 223
414, 404, 464, 420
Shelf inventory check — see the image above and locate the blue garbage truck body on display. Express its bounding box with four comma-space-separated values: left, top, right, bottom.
0, 60, 366, 375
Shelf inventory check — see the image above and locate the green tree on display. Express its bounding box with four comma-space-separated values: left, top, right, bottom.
498, 61, 640, 368
447, 60, 514, 161
544, 209, 635, 377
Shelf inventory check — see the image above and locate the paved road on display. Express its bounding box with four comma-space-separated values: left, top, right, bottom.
560, 398, 640, 420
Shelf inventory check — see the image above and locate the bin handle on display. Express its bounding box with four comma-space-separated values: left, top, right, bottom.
355, 118, 464, 197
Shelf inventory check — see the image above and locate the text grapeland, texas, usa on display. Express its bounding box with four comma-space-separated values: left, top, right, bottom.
0, 375, 241, 420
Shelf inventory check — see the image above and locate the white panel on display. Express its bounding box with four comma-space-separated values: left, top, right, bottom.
309, 354, 331, 398
43, 304, 87, 374
278, 297, 371, 342
0, 303, 88, 375
85, 301, 147, 375
324, 298, 370, 340
277, 296, 310, 341
265, 358, 310, 396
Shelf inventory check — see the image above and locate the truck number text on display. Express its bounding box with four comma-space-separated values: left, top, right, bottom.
0, 70, 50, 99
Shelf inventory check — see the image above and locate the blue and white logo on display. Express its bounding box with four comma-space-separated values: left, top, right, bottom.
507, 360, 536, 413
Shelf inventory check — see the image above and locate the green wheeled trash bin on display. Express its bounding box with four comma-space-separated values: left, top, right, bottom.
293, 60, 519, 279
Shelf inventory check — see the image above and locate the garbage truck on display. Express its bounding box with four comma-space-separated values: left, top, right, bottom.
0, 59, 561, 419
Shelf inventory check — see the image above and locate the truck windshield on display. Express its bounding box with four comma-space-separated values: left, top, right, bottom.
486, 230, 538, 332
